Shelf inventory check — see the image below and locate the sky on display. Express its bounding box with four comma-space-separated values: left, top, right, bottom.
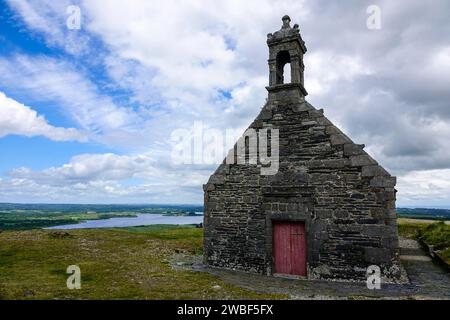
0, 0, 449, 206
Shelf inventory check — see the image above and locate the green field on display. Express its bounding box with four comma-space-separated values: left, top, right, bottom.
0, 225, 284, 300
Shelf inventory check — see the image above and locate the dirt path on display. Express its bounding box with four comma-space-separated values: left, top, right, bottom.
186, 237, 450, 299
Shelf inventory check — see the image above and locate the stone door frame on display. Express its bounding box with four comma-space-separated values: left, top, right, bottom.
265, 212, 311, 277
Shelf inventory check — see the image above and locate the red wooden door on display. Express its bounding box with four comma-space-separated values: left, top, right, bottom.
273, 221, 307, 276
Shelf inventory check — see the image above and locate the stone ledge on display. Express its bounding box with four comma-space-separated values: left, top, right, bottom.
266, 82, 308, 96
325, 125, 340, 135
343, 143, 365, 156
370, 176, 397, 188
330, 133, 352, 145
203, 183, 215, 192
418, 238, 450, 273
362, 165, 389, 177
350, 155, 378, 167
308, 109, 324, 118
257, 109, 273, 120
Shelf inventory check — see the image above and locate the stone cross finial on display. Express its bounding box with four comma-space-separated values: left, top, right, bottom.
282, 15, 291, 29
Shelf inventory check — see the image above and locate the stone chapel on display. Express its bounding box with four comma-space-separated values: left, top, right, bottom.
203, 15, 401, 281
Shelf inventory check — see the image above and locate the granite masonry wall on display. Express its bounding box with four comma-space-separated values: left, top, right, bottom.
203, 16, 401, 282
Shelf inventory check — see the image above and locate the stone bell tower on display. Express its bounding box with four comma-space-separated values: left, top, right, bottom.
266, 15, 308, 101
203, 15, 402, 282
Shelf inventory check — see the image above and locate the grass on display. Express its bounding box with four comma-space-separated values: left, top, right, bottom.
2, 219, 447, 300
397, 220, 429, 239
421, 222, 450, 251
0, 225, 286, 300
398, 219, 450, 264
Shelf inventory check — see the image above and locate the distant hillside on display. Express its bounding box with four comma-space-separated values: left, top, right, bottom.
397, 208, 450, 220
0, 203, 204, 230
0, 203, 203, 213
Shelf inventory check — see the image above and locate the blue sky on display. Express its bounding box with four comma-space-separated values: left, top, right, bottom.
0, 0, 450, 206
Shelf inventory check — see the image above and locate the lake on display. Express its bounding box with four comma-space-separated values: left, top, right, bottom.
47, 213, 204, 229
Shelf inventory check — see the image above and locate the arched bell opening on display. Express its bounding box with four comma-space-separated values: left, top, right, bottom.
275, 50, 291, 85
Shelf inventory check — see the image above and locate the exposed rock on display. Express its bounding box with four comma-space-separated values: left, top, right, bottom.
48, 231, 72, 239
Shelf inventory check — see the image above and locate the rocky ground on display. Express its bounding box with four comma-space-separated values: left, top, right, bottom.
173, 237, 450, 300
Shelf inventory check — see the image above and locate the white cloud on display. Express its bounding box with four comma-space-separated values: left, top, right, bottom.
1, 152, 209, 203
10, 153, 157, 183
0, 91, 87, 142
7, 0, 308, 119
3, 0, 450, 205
81, 0, 309, 114
0, 55, 143, 146
7, 0, 92, 55
397, 169, 450, 206
306, 52, 372, 96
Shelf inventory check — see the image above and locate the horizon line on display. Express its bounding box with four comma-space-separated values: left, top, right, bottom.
0, 202, 203, 206
1, 202, 450, 210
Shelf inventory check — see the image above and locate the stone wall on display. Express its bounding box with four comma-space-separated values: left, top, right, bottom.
203, 92, 402, 282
